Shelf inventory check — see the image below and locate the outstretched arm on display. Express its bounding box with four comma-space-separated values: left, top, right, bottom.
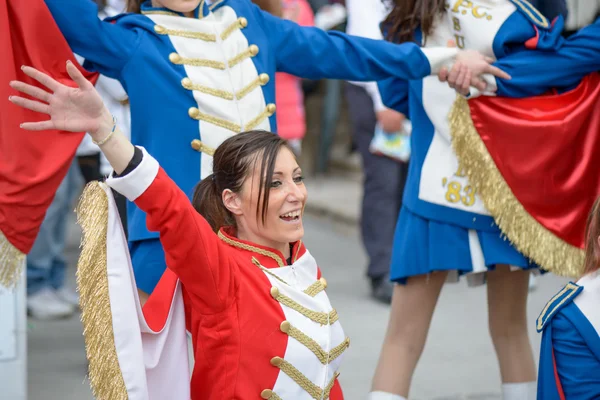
9, 63, 234, 313
43, 0, 141, 77
251, 3, 509, 94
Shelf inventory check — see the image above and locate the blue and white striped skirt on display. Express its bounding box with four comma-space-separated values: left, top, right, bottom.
390, 206, 540, 286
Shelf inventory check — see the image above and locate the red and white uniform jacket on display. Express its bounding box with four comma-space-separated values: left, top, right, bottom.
80, 147, 348, 400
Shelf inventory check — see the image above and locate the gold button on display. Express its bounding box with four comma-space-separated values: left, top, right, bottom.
319, 277, 327, 288
270, 286, 279, 298
280, 321, 290, 333
169, 52, 181, 63
191, 139, 203, 151
181, 77, 192, 86
260, 389, 273, 399
270, 356, 283, 367
266, 104, 276, 114
259, 73, 270, 85
239, 17, 248, 28
249, 44, 259, 56
154, 25, 165, 33
188, 107, 200, 118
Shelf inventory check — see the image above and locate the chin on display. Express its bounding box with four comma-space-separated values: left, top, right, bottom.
281, 226, 304, 244
170, 0, 201, 11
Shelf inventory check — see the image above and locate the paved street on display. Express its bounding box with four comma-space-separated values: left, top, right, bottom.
27, 213, 568, 400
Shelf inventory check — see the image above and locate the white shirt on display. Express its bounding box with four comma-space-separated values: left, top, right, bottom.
345, 0, 391, 113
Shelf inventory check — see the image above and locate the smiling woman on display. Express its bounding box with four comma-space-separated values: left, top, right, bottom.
9, 63, 347, 399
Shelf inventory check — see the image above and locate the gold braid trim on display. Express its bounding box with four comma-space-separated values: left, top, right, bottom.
272, 290, 339, 325
142, 10, 179, 16
220, 18, 245, 41
303, 280, 325, 297
245, 105, 276, 131
252, 257, 289, 285
76, 182, 128, 400
536, 282, 579, 331
190, 111, 241, 133
155, 27, 216, 41
172, 56, 226, 70
272, 357, 339, 400
219, 231, 284, 266
229, 48, 256, 68
236, 76, 267, 100
283, 323, 350, 365
182, 80, 234, 100
0, 230, 25, 288
449, 96, 585, 277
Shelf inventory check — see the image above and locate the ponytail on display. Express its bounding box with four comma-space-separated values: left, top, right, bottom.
192, 174, 235, 233
582, 197, 600, 275
126, 0, 143, 13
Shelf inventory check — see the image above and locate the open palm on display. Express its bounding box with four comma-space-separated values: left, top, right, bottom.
9, 61, 106, 134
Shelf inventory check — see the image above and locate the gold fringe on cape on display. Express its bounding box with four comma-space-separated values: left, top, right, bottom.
449, 96, 585, 278
0, 230, 25, 288
76, 181, 128, 400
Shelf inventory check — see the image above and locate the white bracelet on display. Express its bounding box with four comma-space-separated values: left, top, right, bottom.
92, 116, 117, 146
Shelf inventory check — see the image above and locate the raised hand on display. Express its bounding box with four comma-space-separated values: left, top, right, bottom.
9, 61, 110, 136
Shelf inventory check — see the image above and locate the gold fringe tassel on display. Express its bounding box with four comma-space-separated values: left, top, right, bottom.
0, 230, 25, 288
449, 96, 585, 277
76, 182, 128, 400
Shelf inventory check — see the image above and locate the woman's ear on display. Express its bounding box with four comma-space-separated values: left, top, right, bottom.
222, 189, 243, 216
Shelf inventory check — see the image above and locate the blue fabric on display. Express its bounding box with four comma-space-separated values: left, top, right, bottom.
538, 301, 600, 399
129, 239, 168, 294
26, 161, 82, 295
390, 207, 537, 283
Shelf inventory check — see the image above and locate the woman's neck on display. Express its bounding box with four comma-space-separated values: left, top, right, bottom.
150, 0, 196, 17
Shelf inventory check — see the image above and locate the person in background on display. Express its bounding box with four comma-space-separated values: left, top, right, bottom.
344, 0, 407, 303
275, 0, 314, 156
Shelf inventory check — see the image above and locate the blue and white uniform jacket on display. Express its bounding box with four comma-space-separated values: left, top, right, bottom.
537, 271, 600, 399
44, 0, 458, 242
377, 1, 600, 232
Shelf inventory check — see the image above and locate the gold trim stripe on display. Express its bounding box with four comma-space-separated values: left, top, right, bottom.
76, 182, 128, 399
252, 257, 289, 285
272, 357, 339, 400
220, 18, 247, 41
190, 109, 241, 133
171, 55, 226, 70
219, 231, 284, 266
449, 96, 585, 277
182, 79, 234, 100
536, 282, 579, 331
229, 46, 258, 68
303, 280, 325, 297
245, 105, 276, 131
511, 0, 549, 27
237, 75, 268, 100
142, 10, 179, 16
271, 288, 339, 325
282, 322, 349, 365
0, 230, 25, 288
154, 26, 216, 41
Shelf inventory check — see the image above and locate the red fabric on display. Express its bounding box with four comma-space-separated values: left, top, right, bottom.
552, 348, 566, 400
135, 169, 341, 399
0, 0, 98, 253
524, 25, 540, 49
468, 73, 600, 249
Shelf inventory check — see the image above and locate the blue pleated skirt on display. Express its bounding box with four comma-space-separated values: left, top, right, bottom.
390, 206, 540, 286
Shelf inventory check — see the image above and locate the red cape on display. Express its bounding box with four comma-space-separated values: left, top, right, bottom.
0, 0, 98, 286
450, 73, 600, 277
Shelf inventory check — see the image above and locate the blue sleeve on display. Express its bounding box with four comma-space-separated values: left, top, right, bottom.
552, 312, 600, 399
377, 77, 409, 115
493, 19, 600, 98
44, 0, 142, 77
251, 5, 458, 82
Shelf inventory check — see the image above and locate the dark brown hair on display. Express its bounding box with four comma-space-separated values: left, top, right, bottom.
126, 0, 142, 13
582, 197, 600, 275
382, 0, 447, 44
192, 130, 292, 233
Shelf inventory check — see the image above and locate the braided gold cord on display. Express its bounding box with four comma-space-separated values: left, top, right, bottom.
285, 324, 349, 365
172, 56, 226, 70
190, 111, 241, 133
303, 280, 325, 297
274, 291, 339, 325
182, 80, 234, 100
229, 48, 256, 68
220, 18, 245, 40
219, 231, 284, 266
155, 27, 216, 41
245, 106, 275, 131
275, 360, 339, 400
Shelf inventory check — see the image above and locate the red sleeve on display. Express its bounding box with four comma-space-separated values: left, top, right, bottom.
107, 150, 237, 313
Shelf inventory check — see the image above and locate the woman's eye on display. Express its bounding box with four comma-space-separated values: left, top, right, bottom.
270, 181, 282, 188
294, 176, 304, 183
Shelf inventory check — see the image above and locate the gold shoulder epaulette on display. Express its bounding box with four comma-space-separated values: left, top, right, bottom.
536, 282, 582, 332
509, 0, 550, 28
